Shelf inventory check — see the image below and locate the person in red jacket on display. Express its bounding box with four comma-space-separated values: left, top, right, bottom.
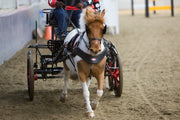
48, 0, 100, 38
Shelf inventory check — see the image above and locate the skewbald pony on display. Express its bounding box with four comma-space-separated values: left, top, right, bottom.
61, 6, 107, 118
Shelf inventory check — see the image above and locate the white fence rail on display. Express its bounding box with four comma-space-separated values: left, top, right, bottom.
0, 1, 40, 65
0, 0, 40, 9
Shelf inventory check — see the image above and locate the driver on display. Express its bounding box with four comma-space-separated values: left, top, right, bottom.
48, 0, 100, 39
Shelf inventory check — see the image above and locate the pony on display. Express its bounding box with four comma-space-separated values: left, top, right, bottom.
61, 7, 106, 118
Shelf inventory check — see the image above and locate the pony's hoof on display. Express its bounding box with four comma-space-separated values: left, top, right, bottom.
88, 112, 95, 118
60, 94, 67, 103
91, 101, 99, 110
60, 97, 66, 103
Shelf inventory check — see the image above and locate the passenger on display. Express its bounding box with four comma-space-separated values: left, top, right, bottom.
48, 0, 100, 39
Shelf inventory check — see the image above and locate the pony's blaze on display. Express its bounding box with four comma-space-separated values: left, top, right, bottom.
89, 40, 101, 54
88, 23, 104, 54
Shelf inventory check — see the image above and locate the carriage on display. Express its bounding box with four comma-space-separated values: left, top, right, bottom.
27, 7, 123, 117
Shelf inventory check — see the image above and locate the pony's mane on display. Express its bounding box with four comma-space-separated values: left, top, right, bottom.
84, 7, 105, 25
79, 7, 105, 32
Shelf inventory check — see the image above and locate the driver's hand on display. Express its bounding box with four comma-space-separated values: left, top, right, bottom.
76, 3, 84, 9
55, 1, 65, 8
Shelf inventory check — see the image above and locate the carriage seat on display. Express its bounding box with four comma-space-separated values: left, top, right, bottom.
45, 9, 74, 28
43, 9, 58, 26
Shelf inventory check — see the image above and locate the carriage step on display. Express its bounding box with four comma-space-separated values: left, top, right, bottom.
35, 67, 63, 74
37, 75, 63, 79
109, 67, 119, 69
104, 74, 111, 76
28, 44, 48, 48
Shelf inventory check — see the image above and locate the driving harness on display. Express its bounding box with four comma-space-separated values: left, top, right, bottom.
66, 32, 107, 64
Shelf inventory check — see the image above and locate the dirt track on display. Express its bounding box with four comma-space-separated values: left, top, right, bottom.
0, 10, 180, 120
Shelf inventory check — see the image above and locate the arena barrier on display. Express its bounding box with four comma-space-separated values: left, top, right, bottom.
145, 0, 174, 17
0, 4, 40, 65
131, 0, 174, 17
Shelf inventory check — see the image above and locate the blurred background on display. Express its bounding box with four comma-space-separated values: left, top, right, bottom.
0, 0, 180, 64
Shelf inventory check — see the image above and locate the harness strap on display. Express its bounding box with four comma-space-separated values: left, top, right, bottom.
89, 38, 102, 42
72, 47, 107, 64
68, 56, 77, 72
74, 32, 85, 48
83, 37, 89, 49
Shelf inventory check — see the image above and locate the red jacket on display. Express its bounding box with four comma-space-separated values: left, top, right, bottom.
48, 0, 99, 10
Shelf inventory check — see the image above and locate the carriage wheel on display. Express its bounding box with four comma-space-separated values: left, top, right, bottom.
27, 51, 34, 101
108, 76, 113, 91
108, 54, 123, 97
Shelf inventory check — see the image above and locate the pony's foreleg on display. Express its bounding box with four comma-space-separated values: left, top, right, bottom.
91, 89, 103, 110
81, 81, 94, 117
86, 79, 91, 88
60, 69, 69, 103
92, 72, 104, 110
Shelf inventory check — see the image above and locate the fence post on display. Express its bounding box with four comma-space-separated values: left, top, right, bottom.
171, 0, 174, 16
30, 0, 33, 5
145, 0, 149, 17
131, 0, 134, 16
153, 0, 156, 14
16, 0, 19, 9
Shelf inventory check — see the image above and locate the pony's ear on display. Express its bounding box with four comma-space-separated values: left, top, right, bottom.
101, 9, 105, 18
86, 8, 89, 17
86, 7, 92, 17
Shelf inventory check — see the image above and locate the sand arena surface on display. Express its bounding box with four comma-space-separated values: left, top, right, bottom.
0, 9, 180, 120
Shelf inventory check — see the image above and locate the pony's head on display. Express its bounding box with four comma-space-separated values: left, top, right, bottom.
84, 7, 106, 55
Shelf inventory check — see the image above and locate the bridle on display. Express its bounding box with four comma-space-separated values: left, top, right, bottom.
85, 24, 107, 46
89, 38, 102, 43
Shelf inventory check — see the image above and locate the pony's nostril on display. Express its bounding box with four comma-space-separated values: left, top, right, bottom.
90, 49, 94, 53
90, 49, 101, 54
94, 51, 98, 54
